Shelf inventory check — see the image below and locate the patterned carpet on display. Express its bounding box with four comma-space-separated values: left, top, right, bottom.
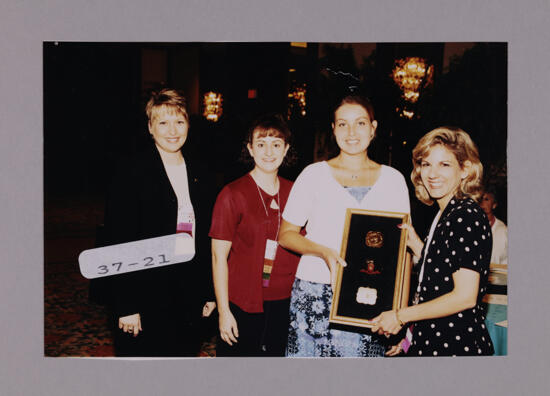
44, 194, 216, 357
45, 258, 116, 356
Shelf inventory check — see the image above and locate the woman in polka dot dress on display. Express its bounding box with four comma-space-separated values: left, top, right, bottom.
371, 127, 494, 356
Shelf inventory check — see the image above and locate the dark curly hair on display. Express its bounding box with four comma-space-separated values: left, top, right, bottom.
332, 94, 375, 123
240, 113, 297, 167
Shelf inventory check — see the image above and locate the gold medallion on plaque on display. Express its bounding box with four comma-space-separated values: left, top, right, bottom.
365, 231, 383, 248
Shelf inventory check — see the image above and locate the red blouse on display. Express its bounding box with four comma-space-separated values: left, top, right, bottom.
209, 173, 300, 313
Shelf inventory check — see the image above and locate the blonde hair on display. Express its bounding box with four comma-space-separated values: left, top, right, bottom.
411, 126, 483, 205
145, 88, 189, 123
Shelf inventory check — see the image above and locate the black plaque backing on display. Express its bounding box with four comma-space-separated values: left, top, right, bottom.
329, 209, 410, 329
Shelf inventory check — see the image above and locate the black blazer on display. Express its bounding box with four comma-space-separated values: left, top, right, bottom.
101, 142, 216, 321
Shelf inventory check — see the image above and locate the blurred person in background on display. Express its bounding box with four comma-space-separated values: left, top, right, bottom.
480, 186, 508, 265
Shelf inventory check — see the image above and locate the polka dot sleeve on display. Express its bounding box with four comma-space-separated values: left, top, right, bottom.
447, 205, 492, 274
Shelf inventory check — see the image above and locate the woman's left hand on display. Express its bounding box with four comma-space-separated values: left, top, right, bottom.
202, 301, 216, 317
385, 338, 406, 357
371, 310, 403, 336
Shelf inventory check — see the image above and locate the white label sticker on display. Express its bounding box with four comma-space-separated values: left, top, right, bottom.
265, 239, 278, 260
78, 233, 195, 279
356, 287, 378, 305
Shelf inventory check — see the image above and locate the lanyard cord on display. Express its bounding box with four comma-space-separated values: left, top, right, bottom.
416, 210, 442, 294
254, 180, 281, 241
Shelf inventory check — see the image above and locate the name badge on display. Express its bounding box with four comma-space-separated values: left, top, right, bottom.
262, 239, 278, 287
401, 325, 414, 354
177, 221, 193, 237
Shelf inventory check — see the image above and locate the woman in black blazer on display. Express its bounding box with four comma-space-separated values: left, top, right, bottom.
102, 88, 216, 357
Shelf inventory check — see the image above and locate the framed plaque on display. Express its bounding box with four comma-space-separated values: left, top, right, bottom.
329, 208, 411, 329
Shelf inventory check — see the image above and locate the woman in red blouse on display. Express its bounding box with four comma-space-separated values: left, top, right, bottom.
209, 114, 300, 356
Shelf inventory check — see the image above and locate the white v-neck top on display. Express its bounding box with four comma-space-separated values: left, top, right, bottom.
283, 161, 410, 284
164, 160, 196, 239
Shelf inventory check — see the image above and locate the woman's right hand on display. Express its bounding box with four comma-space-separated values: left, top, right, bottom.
202, 301, 216, 317
398, 223, 424, 258
119, 313, 142, 337
321, 247, 347, 291
218, 310, 239, 346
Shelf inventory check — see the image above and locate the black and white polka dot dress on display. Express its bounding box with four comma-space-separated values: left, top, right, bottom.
408, 197, 495, 357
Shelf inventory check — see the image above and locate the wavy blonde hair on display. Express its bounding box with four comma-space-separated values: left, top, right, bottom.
411, 126, 483, 205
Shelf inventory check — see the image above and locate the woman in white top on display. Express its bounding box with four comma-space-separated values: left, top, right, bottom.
279, 94, 410, 357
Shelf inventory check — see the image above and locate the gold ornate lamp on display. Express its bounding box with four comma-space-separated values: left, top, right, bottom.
288, 84, 307, 118
203, 91, 223, 122
391, 57, 433, 118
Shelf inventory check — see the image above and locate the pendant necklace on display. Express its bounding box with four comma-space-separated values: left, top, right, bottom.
253, 177, 281, 289
254, 179, 281, 239
341, 157, 367, 181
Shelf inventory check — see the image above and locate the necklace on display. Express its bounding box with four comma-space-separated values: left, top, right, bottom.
254, 180, 281, 240
339, 156, 369, 181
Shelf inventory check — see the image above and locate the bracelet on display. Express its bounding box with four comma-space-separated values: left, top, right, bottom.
395, 310, 405, 327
